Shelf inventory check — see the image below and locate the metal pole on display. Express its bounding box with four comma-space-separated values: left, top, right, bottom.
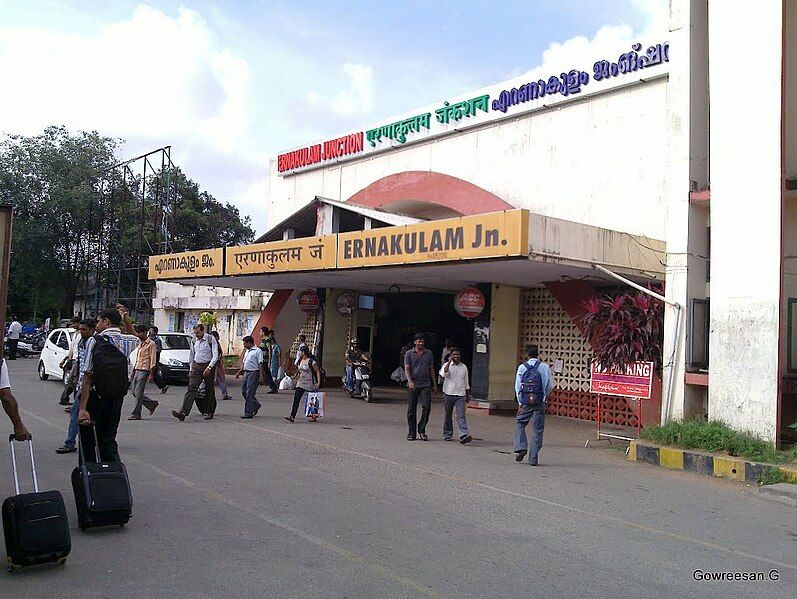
591, 263, 683, 425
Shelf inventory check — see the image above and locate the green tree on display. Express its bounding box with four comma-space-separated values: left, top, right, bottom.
0, 126, 255, 320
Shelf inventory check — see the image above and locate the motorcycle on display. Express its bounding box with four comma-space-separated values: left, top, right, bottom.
351, 360, 373, 403
21, 331, 46, 351
3, 339, 38, 358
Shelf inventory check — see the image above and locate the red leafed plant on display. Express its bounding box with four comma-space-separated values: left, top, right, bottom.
578, 287, 664, 373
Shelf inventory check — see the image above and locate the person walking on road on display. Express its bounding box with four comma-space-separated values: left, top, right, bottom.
7, 315, 22, 360
128, 324, 159, 420
439, 348, 472, 444
56, 319, 95, 454
76, 306, 138, 463
284, 346, 321, 423
513, 344, 554, 466
295, 334, 308, 366
236, 336, 265, 419
259, 326, 278, 394
148, 326, 169, 394
58, 316, 81, 405
404, 333, 437, 441
172, 323, 219, 421
210, 331, 233, 401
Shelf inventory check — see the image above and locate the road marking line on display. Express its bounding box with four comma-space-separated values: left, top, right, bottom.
237, 421, 797, 572
20, 408, 446, 599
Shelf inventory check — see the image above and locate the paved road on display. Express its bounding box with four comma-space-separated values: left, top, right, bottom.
2, 359, 795, 598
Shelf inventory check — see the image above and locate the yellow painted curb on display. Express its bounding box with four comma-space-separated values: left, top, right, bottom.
658, 447, 684, 470
713, 456, 745, 481
778, 465, 797, 482
628, 440, 637, 462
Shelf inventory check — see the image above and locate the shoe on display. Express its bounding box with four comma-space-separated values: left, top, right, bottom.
406, 434, 416, 441
444, 437, 452, 441
460, 435, 472, 444
267, 390, 278, 394
203, 413, 213, 420
515, 450, 527, 462
253, 404, 261, 415
223, 395, 233, 401
128, 415, 141, 421
419, 432, 428, 441
284, 416, 294, 423
241, 414, 253, 419
59, 401, 71, 406
172, 410, 186, 422
55, 445, 76, 454
148, 404, 158, 416
64, 406, 72, 413
161, 385, 169, 394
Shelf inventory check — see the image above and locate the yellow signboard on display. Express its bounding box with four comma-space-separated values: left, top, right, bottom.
226, 235, 337, 275
337, 209, 529, 269
148, 248, 224, 280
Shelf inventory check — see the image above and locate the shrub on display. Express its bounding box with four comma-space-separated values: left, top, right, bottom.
579, 288, 664, 373
641, 419, 797, 465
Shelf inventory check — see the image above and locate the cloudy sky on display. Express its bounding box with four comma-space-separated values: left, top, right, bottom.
0, 0, 667, 235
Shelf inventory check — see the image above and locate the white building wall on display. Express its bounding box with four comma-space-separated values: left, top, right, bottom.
268, 80, 670, 241
152, 282, 269, 355
708, 2, 783, 441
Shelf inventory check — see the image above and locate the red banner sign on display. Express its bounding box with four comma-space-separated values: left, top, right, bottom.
454, 287, 485, 319
590, 361, 654, 399
297, 289, 320, 314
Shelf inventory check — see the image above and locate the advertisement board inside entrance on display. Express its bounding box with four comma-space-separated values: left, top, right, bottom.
454, 287, 485, 319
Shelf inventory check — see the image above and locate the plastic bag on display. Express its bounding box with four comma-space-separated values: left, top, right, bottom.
279, 375, 294, 390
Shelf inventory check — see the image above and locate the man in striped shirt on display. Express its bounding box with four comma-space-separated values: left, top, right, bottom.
77, 306, 138, 463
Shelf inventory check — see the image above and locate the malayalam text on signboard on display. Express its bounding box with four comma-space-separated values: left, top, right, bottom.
337, 209, 529, 269
589, 361, 654, 399
225, 236, 337, 275
148, 248, 224, 280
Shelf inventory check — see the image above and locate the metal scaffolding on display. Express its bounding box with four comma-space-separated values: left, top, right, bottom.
80, 146, 179, 321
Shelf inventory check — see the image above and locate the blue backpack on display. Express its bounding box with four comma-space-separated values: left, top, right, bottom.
519, 360, 543, 405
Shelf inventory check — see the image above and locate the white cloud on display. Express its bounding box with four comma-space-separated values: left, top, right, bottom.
514, 0, 668, 83
0, 5, 250, 152
307, 62, 374, 117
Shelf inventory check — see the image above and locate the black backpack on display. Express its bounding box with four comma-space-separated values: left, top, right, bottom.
91, 335, 130, 398
309, 357, 327, 388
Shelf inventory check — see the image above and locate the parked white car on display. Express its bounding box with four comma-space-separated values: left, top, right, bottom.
37, 327, 78, 382
128, 333, 192, 383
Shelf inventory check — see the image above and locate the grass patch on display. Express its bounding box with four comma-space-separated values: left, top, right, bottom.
223, 355, 239, 368
641, 419, 797, 465
755, 467, 797, 486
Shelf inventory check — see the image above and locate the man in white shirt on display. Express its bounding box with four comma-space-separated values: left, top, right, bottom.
439, 348, 472, 444
7, 316, 22, 360
172, 323, 219, 421
1, 358, 31, 441
235, 335, 265, 419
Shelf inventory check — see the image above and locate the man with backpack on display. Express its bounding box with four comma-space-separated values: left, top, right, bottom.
513, 344, 554, 466
76, 306, 138, 463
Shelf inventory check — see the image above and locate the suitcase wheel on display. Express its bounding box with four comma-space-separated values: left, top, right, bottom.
119, 523, 125, 528
57, 557, 67, 565
7, 563, 22, 573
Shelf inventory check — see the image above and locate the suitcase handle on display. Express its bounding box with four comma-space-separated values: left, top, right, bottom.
8, 434, 38, 494
77, 423, 101, 464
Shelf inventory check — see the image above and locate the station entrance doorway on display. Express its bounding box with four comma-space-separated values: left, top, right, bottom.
368, 292, 475, 385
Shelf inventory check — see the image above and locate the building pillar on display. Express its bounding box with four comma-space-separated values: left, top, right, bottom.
663, 0, 710, 423
486, 284, 521, 403
707, 2, 783, 442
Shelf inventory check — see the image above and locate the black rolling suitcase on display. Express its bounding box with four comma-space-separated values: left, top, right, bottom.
2, 434, 71, 571
71, 426, 132, 531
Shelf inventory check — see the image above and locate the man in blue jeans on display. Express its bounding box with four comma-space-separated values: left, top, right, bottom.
513, 344, 554, 466
56, 318, 95, 454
